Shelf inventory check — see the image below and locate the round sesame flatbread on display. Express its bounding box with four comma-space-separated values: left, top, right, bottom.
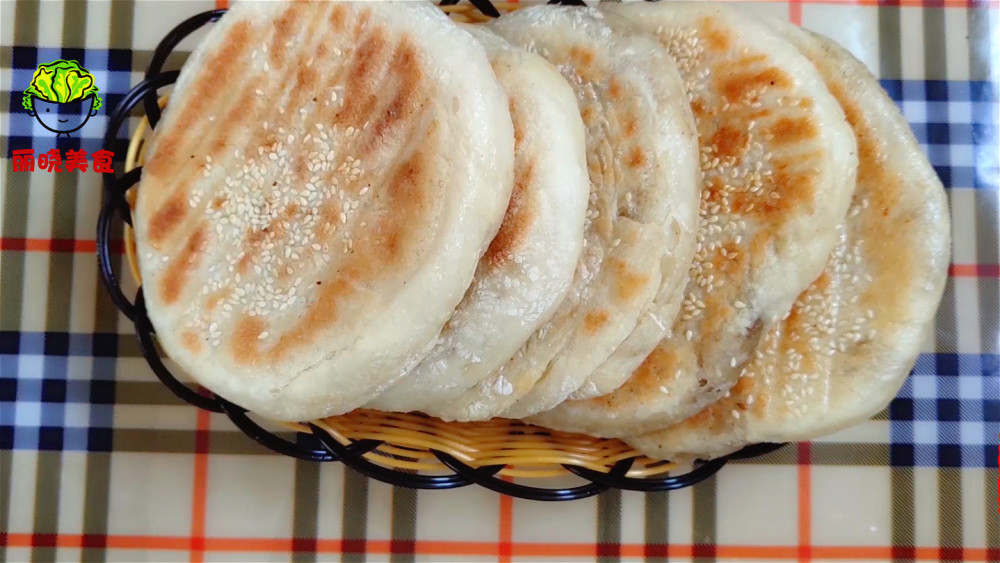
448, 6, 700, 421
626, 24, 950, 462
367, 25, 589, 416
529, 2, 857, 437
134, 1, 514, 421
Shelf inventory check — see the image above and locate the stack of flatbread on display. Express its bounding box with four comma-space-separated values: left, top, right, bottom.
135, 1, 949, 462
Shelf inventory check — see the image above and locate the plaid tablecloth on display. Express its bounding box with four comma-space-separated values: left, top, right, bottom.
1, 0, 998, 561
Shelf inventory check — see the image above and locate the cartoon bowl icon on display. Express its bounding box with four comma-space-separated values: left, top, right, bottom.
29, 94, 98, 137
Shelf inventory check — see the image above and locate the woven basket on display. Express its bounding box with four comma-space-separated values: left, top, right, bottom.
97, 1, 783, 499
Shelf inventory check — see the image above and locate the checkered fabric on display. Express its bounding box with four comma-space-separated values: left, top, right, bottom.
1, 0, 998, 562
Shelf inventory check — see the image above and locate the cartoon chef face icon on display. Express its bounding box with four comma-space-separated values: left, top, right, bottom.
22, 59, 103, 137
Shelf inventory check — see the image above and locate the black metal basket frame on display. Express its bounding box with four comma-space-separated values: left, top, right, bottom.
96, 1, 785, 502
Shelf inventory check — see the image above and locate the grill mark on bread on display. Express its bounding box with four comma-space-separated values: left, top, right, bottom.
709, 125, 748, 160
607, 76, 624, 101
161, 226, 206, 304
701, 17, 731, 51
607, 258, 651, 302
715, 61, 790, 105
568, 46, 595, 70
181, 331, 202, 354
147, 190, 188, 245
600, 346, 681, 406
623, 116, 638, 138
485, 160, 535, 267
361, 37, 428, 158
377, 149, 431, 264
338, 23, 391, 128
329, 4, 348, 31
510, 98, 525, 145
232, 316, 268, 365
626, 145, 647, 169
766, 115, 819, 145
267, 3, 306, 68
149, 20, 253, 177
265, 277, 352, 362
584, 310, 610, 334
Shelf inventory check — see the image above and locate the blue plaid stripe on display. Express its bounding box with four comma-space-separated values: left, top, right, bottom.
890, 354, 1000, 468
0, 332, 118, 452
882, 79, 999, 191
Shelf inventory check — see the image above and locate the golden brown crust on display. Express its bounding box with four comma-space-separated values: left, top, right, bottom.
160, 226, 206, 304
485, 160, 535, 267
140, 4, 446, 361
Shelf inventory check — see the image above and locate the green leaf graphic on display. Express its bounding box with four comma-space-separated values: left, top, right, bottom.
21, 59, 103, 112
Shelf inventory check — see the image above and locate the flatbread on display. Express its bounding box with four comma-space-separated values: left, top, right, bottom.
461, 6, 700, 420
530, 2, 857, 436
134, 1, 514, 421
626, 24, 950, 461
367, 25, 589, 416
570, 13, 702, 401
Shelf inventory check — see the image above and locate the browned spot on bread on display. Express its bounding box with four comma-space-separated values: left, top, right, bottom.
580, 104, 596, 125
709, 125, 747, 160
510, 97, 525, 147
607, 258, 651, 302
763, 168, 813, 214
268, 2, 306, 67
569, 46, 595, 70
268, 277, 353, 361
602, 345, 680, 406
717, 64, 790, 105
584, 310, 610, 334
232, 316, 266, 365
338, 25, 390, 127
627, 145, 647, 169
181, 331, 202, 354
695, 292, 732, 359
485, 160, 535, 267
623, 116, 638, 138
704, 178, 726, 204
161, 226, 206, 304
363, 37, 426, 157
690, 99, 707, 118
295, 65, 319, 95
713, 242, 748, 277
330, 4, 348, 31
237, 253, 252, 276
700, 16, 730, 52
148, 190, 188, 245
355, 5, 372, 34
247, 230, 267, 246
375, 150, 430, 264
748, 228, 771, 268
608, 76, 624, 101
766, 116, 818, 146
205, 291, 225, 312
681, 374, 756, 432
